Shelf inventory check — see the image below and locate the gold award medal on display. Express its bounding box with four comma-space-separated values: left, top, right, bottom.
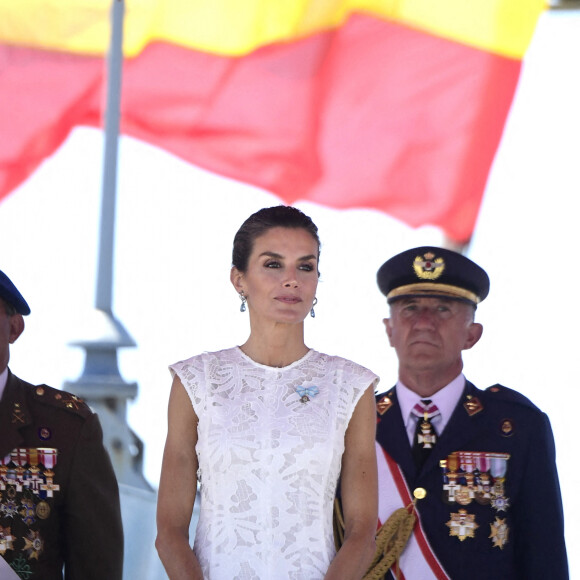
474, 490, 491, 506
454, 486, 473, 506
36, 500, 51, 520
489, 517, 509, 549
446, 509, 478, 541
0, 524, 15, 554
23, 529, 44, 560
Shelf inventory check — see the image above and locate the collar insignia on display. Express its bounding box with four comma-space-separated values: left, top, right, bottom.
376, 395, 393, 415
463, 395, 483, 416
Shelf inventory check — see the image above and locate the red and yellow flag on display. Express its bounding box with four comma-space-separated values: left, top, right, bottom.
0, 0, 545, 242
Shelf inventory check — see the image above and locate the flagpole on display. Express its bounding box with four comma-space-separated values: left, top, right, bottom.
97, 0, 125, 312
65, 0, 150, 490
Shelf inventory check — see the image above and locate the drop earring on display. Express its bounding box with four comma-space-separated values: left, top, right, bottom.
310, 297, 318, 318
239, 292, 247, 312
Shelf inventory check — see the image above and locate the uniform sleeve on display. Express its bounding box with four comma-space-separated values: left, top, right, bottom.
62, 412, 124, 579
513, 411, 568, 579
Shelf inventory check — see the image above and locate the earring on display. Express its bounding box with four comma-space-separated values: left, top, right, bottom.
239, 292, 247, 313
310, 297, 318, 318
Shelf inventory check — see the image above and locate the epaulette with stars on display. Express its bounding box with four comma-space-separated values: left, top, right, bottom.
31, 384, 93, 418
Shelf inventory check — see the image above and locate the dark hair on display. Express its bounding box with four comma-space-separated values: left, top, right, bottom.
232, 205, 321, 273
2, 299, 16, 316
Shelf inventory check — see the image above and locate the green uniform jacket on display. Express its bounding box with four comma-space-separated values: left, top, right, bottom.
0, 370, 123, 579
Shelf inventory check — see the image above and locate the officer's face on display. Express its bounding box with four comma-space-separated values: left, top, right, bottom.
0, 299, 25, 372
384, 296, 482, 383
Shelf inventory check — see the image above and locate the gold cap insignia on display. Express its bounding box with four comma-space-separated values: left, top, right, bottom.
413, 252, 445, 280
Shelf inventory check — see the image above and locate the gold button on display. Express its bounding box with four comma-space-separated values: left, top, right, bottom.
413, 487, 427, 500
36, 387, 45, 396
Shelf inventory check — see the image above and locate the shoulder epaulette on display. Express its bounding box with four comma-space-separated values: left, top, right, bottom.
31, 384, 93, 418
485, 383, 540, 411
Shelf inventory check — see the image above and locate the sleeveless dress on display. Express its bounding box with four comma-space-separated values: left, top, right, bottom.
170, 347, 378, 580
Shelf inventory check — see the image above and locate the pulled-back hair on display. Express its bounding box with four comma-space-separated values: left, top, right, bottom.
232, 206, 320, 273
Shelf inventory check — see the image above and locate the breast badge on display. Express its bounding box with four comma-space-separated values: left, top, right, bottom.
0, 447, 59, 564
446, 509, 478, 541
489, 517, 509, 549
441, 451, 511, 548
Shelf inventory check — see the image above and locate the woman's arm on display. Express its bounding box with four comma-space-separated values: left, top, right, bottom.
325, 384, 378, 580
156, 375, 204, 580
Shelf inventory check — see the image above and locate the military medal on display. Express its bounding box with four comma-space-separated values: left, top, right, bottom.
489, 517, 509, 549
39, 448, 60, 498
442, 451, 510, 509
441, 457, 461, 504
490, 453, 510, 512
446, 509, 478, 541
474, 470, 492, 506
454, 486, 472, 506
19, 497, 36, 526
23, 529, 44, 560
36, 500, 51, 520
295, 385, 319, 403
417, 418, 437, 448
1, 498, 19, 518
0, 524, 15, 555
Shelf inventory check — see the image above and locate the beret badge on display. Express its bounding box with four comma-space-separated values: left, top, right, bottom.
413, 252, 445, 280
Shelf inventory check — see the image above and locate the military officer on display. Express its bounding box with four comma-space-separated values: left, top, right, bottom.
0, 269, 123, 579
372, 247, 568, 579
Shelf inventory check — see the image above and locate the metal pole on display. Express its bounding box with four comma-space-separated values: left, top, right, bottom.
96, 0, 124, 312
66, 0, 150, 490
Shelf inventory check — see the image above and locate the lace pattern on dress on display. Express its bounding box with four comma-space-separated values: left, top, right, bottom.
170, 347, 378, 580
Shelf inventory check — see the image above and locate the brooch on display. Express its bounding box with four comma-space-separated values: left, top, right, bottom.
296, 385, 319, 403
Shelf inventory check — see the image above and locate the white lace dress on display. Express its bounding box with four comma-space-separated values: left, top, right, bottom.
170, 347, 378, 580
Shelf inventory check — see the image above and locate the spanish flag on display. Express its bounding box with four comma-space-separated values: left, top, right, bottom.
0, 0, 544, 243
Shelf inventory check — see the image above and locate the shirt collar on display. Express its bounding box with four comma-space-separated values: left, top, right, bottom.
0, 367, 8, 402
396, 373, 465, 429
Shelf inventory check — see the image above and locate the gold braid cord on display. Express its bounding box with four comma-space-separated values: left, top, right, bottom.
362, 506, 416, 580
333, 499, 416, 580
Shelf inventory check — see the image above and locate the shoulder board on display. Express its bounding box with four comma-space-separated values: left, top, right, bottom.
484, 383, 540, 411
32, 384, 93, 418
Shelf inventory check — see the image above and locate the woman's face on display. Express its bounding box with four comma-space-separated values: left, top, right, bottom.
231, 226, 319, 325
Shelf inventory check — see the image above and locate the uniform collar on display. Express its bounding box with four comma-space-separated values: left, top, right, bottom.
0, 371, 32, 457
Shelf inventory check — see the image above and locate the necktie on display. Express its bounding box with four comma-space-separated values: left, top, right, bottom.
411, 399, 440, 468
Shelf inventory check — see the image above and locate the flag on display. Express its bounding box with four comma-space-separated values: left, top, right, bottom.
0, 0, 545, 243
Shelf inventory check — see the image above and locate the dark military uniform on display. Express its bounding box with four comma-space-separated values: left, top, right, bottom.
0, 371, 123, 579
376, 381, 568, 580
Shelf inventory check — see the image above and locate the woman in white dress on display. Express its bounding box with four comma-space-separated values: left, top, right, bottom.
156, 206, 379, 580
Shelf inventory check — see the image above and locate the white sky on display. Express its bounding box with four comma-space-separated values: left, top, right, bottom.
0, 8, 578, 578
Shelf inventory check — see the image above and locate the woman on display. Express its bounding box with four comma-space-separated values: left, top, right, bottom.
156, 206, 379, 579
